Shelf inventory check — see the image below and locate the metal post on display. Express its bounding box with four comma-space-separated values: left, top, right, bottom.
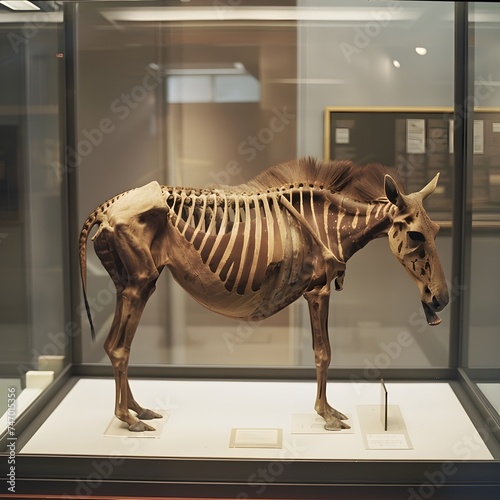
450, 2, 474, 369
62, 2, 82, 365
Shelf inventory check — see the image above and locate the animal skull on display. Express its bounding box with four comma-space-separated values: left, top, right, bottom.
384, 174, 449, 326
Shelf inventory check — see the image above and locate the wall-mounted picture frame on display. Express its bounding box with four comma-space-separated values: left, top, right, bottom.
324, 107, 500, 226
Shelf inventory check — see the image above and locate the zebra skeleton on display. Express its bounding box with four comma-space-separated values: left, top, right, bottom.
79, 158, 448, 432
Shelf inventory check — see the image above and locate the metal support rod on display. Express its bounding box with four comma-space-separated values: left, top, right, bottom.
450, 2, 474, 368
63, 2, 82, 365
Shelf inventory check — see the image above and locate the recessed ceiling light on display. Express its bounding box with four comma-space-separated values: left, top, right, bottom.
415, 47, 427, 56
164, 62, 247, 76
393, 60, 401, 68
0, 1, 39, 10
101, 7, 420, 23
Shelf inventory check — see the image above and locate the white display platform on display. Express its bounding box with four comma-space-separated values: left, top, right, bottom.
20, 379, 493, 460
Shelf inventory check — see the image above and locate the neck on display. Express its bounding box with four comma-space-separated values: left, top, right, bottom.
327, 194, 393, 262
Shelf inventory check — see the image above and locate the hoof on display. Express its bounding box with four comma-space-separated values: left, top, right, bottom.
317, 404, 349, 422
136, 408, 162, 420
325, 406, 348, 421
338, 411, 348, 421
324, 418, 351, 431
129, 420, 156, 432
330, 409, 348, 421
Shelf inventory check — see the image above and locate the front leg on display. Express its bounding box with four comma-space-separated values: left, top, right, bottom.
304, 286, 350, 431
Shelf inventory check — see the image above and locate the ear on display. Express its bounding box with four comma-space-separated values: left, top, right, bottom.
419, 173, 440, 200
384, 174, 403, 207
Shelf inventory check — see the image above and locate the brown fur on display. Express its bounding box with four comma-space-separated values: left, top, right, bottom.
236, 157, 404, 202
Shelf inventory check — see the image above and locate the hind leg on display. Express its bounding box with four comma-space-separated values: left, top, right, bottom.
105, 278, 161, 431
92, 182, 169, 431
97, 218, 166, 430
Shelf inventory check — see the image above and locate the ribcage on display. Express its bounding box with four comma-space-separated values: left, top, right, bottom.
164, 188, 313, 298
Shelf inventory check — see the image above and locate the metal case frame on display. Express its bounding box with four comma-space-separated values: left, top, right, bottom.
1, 2, 500, 498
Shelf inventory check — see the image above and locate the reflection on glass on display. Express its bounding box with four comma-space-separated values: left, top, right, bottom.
0, 3, 64, 428
77, 1, 454, 370
467, 0, 500, 402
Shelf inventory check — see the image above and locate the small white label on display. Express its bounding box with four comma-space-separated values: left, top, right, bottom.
335, 128, 350, 144
229, 428, 282, 448
407, 119, 426, 154
493, 123, 500, 133
474, 120, 484, 154
366, 433, 408, 449
449, 119, 454, 154
235, 429, 277, 445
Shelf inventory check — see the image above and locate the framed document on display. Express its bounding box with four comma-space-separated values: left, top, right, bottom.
324, 107, 500, 225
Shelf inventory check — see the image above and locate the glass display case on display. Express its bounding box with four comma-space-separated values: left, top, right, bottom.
1, 1, 499, 498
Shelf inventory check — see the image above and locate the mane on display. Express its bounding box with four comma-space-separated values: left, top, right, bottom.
235, 157, 404, 203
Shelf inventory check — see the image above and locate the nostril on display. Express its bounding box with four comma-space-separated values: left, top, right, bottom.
431, 294, 448, 311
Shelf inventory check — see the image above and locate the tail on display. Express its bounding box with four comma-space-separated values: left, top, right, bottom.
79, 210, 100, 341
78, 188, 136, 340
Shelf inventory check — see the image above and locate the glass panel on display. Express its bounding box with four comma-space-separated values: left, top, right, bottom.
77, 0, 298, 366
0, 3, 65, 424
77, 1, 454, 370
296, 0, 454, 369
467, 2, 500, 413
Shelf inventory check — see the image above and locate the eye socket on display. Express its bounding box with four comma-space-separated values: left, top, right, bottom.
408, 230, 426, 247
